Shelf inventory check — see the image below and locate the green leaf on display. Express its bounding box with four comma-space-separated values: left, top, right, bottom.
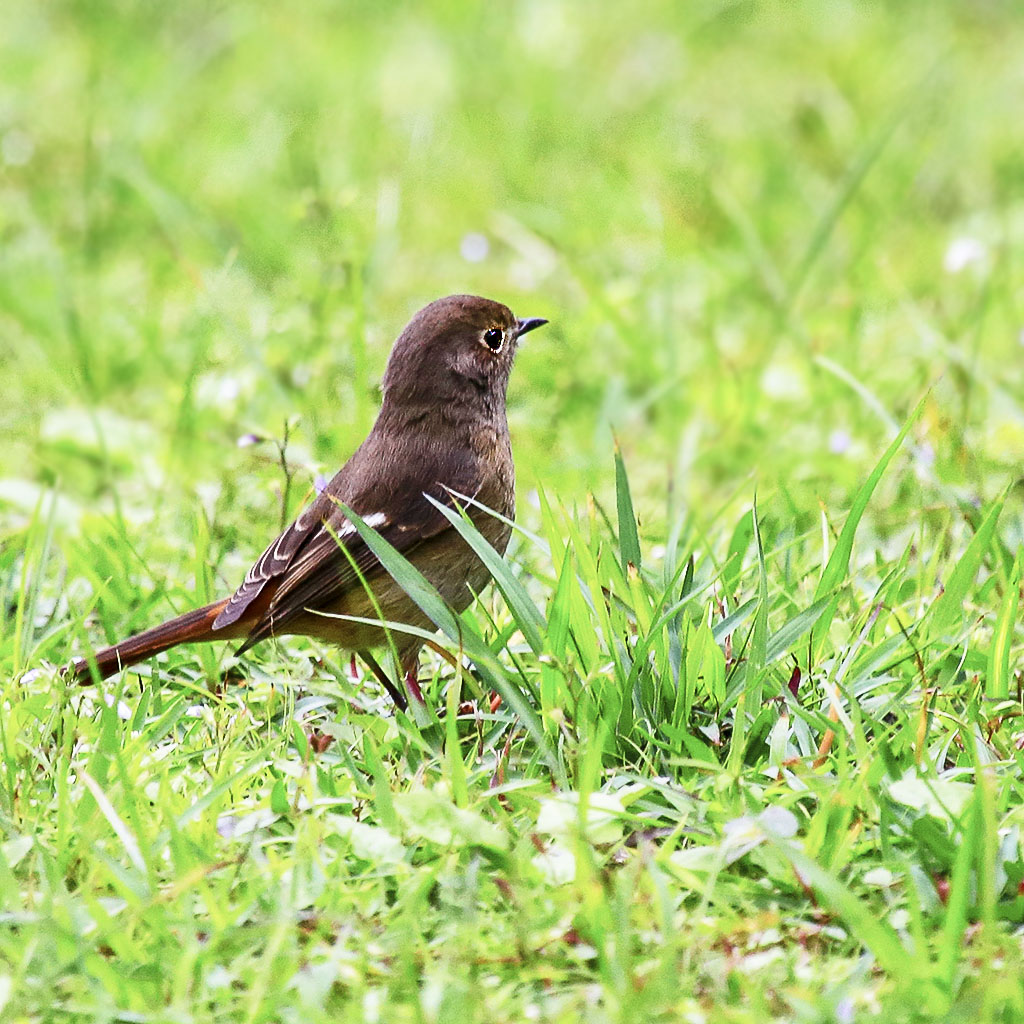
930, 495, 1006, 633
270, 776, 289, 815
687, 618, 725, 705
887, 773, 974, 822
730, 501, 769, 770
815, 395, 924, 603
765, 597, 834, 663
80, 772, 148, 879
712, 598, 757, 644
939, 790, 982, 987
362, 733, 399, 832
330, 818, 405, 865
535, 791, 626, 845
768, 837, 909, 972
393, 789, 509, 852
338, 504, 561, 780
614, 441, 642, 572
426, 494, 547, 654
339, 503, 461, 636
749, 500, 769, 679
291, 719, 309, 759
986, 554, 1020, 699
723, 510, 754, 600
546, 546, 575, 661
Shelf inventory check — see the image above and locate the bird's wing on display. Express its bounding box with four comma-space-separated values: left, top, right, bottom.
214, 450, 485, 650
212, 488, 337, 631
238, 492, 468, 652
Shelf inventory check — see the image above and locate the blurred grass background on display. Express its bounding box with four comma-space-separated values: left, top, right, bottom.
3, 0, 1022, 552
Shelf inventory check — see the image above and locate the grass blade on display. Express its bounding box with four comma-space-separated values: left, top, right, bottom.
426, 493, 547, 654
986, 553, 1020, 699
338, 504, 561, 779
931, 494, 1006, 634
614, 441, 642, 572
815, 395, 924, 602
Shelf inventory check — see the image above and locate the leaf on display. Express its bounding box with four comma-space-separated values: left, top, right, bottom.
339, 503, 461, 636
531, 842, 577, 885
815, 396, 924, 602
0, 835, 33, 870
887, 773, 974, 822
730, 501, 769, 769
987, 554, 1020, 699
687, 618, 726, 704
362, 733, 399, 833
765, 597, 834, 663
270, 777, 289, 815
749, 500, 769, 679
768, 838, 909, 972
426, 494, 547, 654
546, 546, 575, 661
535, 791, 626, 845
939, 791, 982, 988
331, 819, 405, 864
787, 102, 908, 312
722, 510, 754, 599
291, 719, 309, 759
80, 772, 147, 878
931, 496, 1006, 633
614, 441, 642, 572
712, 598, 757, 644
393, 789, 508, 851
671, 806, 799, 872
811, 396, 925, 653
338, 504, 561, 779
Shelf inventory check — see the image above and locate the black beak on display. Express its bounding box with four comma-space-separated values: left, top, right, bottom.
515, 317, 548, 338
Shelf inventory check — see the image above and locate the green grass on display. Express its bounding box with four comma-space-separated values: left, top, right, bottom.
3, 1, 1024, 1020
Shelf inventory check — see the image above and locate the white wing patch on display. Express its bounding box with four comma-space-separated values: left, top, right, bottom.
338, 512, 387, 537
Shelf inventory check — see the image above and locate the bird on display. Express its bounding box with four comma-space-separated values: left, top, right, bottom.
69, 294, 547, 707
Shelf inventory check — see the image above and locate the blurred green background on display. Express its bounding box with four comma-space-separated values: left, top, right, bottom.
2, 0, 1022, 590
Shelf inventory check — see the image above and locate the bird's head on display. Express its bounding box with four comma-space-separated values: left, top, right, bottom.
381, 294, 547, 414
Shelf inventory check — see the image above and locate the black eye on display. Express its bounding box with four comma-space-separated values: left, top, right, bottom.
483, 328, 503, 352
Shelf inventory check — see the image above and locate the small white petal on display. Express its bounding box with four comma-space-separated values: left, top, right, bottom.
944, 236, 985, 273
829, 429, 852, 455
460, 232, 489, 263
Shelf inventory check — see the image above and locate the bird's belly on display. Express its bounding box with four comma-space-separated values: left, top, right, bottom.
282, 518, 513, 651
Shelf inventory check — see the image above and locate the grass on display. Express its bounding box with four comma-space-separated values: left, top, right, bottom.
3, 1, 1024, 1020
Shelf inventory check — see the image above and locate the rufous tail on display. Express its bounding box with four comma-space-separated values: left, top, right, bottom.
69, 598, 234, 684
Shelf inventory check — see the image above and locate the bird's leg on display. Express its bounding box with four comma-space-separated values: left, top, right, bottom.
404, 670, 425, 706
400, 648, 426, 707
358, 650, 408, 711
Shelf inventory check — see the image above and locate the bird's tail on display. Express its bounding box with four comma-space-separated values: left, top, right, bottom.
69, 599, 234, 684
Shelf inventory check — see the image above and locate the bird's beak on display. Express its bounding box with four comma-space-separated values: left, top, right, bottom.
515, 317, 548, 338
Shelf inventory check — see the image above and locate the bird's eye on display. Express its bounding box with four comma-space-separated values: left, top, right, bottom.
482, 327, 504, 352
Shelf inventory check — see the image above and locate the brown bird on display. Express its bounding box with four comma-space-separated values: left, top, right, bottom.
70, 294, 547, 707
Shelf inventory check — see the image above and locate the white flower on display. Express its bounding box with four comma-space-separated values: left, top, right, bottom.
460, 232, 489, 263
829, 429, 852, 455
944, 236, 986, 273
